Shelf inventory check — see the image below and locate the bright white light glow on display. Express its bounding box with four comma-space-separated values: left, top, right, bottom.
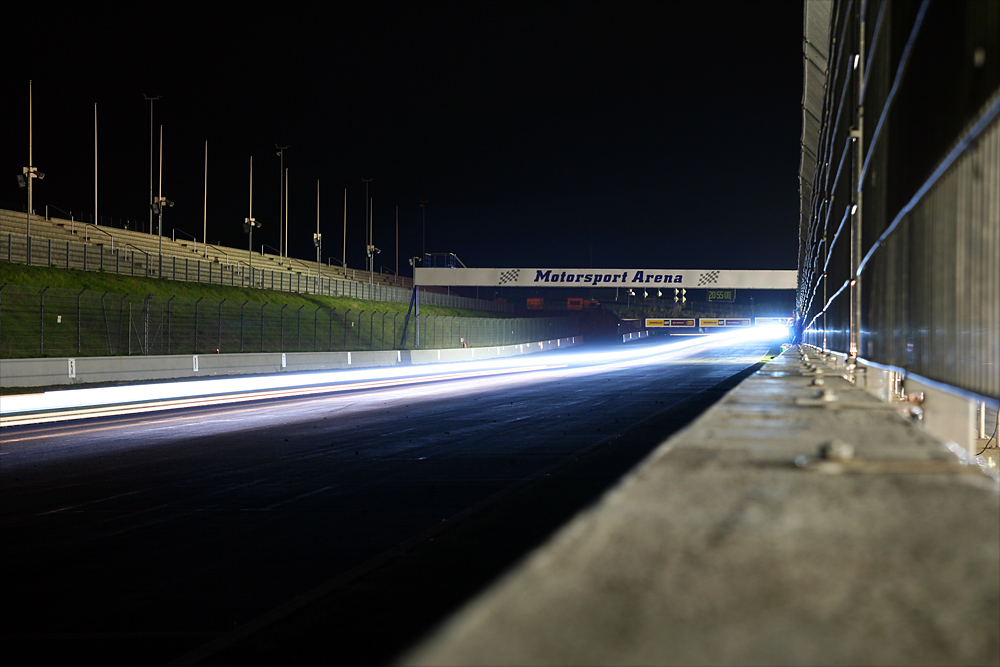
1, 326, 787, 427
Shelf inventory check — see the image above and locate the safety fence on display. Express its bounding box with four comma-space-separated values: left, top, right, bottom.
797, 0, 999, 401
0, 231, 512, 314
0, 286, 578, 358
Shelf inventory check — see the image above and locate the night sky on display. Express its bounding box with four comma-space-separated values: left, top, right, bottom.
4, 1, 803, 274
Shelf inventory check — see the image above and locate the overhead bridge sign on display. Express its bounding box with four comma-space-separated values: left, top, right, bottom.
414, 268, 797, 290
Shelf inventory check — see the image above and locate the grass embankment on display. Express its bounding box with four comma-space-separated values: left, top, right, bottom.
0, 264, 500, 318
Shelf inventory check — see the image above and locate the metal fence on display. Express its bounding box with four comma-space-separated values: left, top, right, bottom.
0, 286, 578, 358
797, 0, 999, 401
0, 230, 513, 314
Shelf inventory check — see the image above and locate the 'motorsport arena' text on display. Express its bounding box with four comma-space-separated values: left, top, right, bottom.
533, 270, 685, 284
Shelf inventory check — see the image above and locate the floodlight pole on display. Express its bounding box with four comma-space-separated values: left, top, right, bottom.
203, 140, 208, 257
363, 177, 373, 283
419, 199, 428, 261
22, 81, 46, 241
284, 168, 289, 263
27, 81, 34, 238
250, 156, 253, 273
369, 198, 374, 283
156, 125, 164, 277
94, 103, 97, 226
244, 156, 261, 287
315, 179, 322, 277
143, 94, 161, 235
276, 145, 289, 261
248, 156, 255, 278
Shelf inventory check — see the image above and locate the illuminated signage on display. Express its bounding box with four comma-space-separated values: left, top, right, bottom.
645, 318, 696, 328
414, 268, 798, 289
708, 289, 735, 302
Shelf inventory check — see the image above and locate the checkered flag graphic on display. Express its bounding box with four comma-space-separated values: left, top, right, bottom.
498, 269, 520, 285
698, 270, 721, 286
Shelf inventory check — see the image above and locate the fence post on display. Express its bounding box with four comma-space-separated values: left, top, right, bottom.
39, 287, 48, 355
218, 300, 225, 352
194, 297, 203, 353
166, 296, 175, 355
280, 304, 287, 351
297, 305, 304, 350
240, 300, 247, 353
142, 295, 153, 355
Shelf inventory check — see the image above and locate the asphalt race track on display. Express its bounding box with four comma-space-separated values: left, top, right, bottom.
0, 337, 777, 665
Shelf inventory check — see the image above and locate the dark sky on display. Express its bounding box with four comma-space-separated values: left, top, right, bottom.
4, 1, 803, 273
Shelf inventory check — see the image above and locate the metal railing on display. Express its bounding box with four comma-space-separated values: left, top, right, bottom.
1, 231, 514, 314
797, 0, 999, 402
172, 227, 198, 254
0, 285, 576, 358
84, 223, 114, 253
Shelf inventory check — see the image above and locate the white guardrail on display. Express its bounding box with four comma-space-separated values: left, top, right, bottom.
0, 337, 581, 389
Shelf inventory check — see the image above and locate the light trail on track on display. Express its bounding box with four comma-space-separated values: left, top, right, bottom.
0, 331, 786, 667
0, 326, 787, 427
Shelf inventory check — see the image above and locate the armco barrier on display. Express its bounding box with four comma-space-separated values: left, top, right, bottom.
0, 336, 581, 389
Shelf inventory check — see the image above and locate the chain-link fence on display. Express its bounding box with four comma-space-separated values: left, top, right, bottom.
0, 231, 512, 314
0, 286, 579, 358
797, 1, 999, 401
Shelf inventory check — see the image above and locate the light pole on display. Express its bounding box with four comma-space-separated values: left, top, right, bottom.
314, 179, 322, 278
243, 156, 261, 287
143, 94, 161, 235
94, 103, 97, 226
19, 81, 45, 241
284, 168, 289, 262
276, 145, 289, 261
203, 140, 208, 257
366, 196, 380, 285
362, 178, 373, 281
151, 125, 174, 277
419, 199, 428, 261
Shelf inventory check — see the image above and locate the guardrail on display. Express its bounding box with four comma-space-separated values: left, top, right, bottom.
797, 2, 999, 404
0, 335, 581, 390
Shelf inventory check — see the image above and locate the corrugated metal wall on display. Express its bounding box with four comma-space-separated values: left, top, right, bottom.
798, 0, 1000, 401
